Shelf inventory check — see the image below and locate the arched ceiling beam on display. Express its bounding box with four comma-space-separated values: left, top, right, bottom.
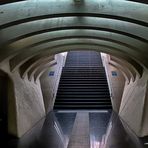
1, 16, 147, 65
9, 36, 145, 65
33, 51, 134, 82
111, 56, 138, 81
1, 28, 147, 63
34, 61, 57, 82
17, 31, 139, 77
0, 0, 148, 29
28, 59, 57, 81
1, 17, 148, 46
9, 38, 146, 71
17, 43, 143, 77
11, 29, 147, 51
21, 49, 143, 83
109, 62, 130, 83
20, 55, 54, 79
110, 57, 135, 82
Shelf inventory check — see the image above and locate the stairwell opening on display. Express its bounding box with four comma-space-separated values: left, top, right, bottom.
53, 51, 112, 110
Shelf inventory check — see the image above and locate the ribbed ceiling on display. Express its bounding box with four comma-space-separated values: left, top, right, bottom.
0, 0, 147, 79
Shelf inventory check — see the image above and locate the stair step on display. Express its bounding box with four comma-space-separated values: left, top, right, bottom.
59, 84, 108, 86
58, 89, 109, 92
61, 74, 106, 76
58, 85, 109, 88
62, 72, 105, 73
55, 102, 111, 105
61, 76, 106, 79
63, 67, 104, 68
59, 82, 108, 84
54, 51, 112, 110
54, 105, 112, 109
58, 88, 109, 91
62, 70, 105, 72
60, 80, 108, 83
60, 78, 107, 80
57, 91, 110, 95
61, 75, 106, 77
62, 69, 105, 70
62, 70, 105, 71
56, 95, 110, 98
62, 69, 105, 71
56, 98, 111, 101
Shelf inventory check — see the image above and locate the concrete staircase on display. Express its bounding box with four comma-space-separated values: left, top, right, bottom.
54, 51, 112, 110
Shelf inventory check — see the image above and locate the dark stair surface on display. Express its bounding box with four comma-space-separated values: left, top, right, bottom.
54, 51, 112, 110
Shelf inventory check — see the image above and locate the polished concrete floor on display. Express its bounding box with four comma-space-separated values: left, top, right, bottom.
3, 110, 148, 148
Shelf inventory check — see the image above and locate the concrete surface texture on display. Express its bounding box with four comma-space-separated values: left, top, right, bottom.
0, 0, 148, 139
102, 54, 125, 112
40, 54, 65, 113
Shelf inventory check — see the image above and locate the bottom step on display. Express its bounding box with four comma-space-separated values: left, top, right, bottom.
54, 105, 112, 110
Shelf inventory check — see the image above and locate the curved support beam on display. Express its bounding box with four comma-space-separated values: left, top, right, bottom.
19, 48, 143, 81
109, 61, 130, 84
0, 0, 148, 29
1, 29, 147, 63
111, 56, 143, 79
110, 58, 134, 82
9, 39, 146, 72
28, 59, 56, 81
20, 55, 54, 79
110, 56, 136, 81
25, 45, 143, 79
117, 57, 143, 77
10, 30, 147, 52
1, 17, 148, 47
34, 61, 57, 82
0, 0, 146, 78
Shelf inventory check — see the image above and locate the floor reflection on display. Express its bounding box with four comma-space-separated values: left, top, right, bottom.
5, 110, 146, 148
89, 110, 111, 148
55, 112, 76, 147
7, 112, 76, 148
90, 111, 144, 148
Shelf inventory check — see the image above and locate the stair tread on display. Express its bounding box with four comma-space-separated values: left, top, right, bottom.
55, 102, 111, 104
54, 51, 112, 110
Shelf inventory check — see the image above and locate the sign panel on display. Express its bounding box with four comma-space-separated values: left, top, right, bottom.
111, 71, 117, 76
49, 71, 55, 76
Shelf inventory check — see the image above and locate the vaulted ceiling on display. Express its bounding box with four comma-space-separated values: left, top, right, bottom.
0, 0, 148, 79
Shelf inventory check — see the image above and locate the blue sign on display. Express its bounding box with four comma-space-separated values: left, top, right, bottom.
112, 71, 117, 76
49, 71, 54, 76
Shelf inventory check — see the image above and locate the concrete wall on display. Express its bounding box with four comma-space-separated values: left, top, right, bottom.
102, 54, 148, 137
0, 61, 45, 138
1, 52, 148, 138
0, 52, 65, 138
107, 65, 125, 112
119, 71, 148, 137
101, 54, 125, 113
40, 53, 66, 113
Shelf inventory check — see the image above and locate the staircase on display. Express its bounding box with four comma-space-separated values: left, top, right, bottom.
54, 51, 112, 110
